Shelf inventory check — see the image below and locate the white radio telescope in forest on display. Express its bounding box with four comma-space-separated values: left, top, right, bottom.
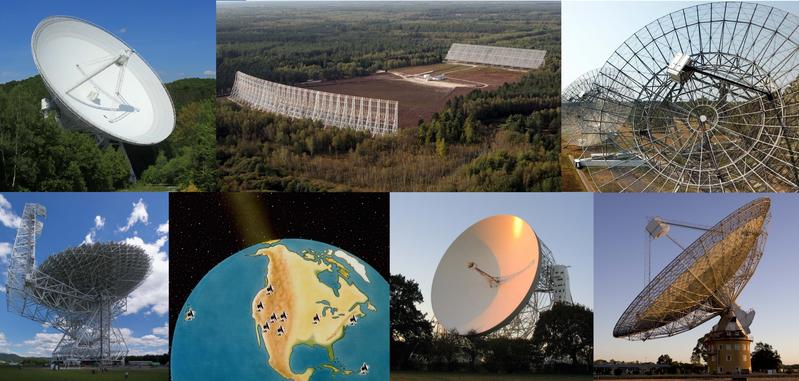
32, 16, 175, 178
431, 215, 572, 339
615, 198, 770, 374
5, 203, 151, 365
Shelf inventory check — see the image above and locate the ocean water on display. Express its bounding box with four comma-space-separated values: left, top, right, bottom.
172, 239, 389, 380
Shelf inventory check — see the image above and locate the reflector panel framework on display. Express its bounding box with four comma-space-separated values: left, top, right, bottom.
445, 43, 546, 70
229, 71, 399, 135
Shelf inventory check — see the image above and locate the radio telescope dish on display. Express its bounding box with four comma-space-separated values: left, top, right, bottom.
5, 203, 151, 365
32, 16, 174, 146
431, 215, 571, 338
579, 2, 799, 192
562, 68, 602, 148
614, 197, 770, 341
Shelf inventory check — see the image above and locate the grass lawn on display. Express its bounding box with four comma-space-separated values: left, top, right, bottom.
0, 367, 168, 381
122, 183, 179, 192
392, 372, 592, 381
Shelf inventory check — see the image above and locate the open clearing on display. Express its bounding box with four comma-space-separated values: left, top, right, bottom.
0, 367, 169, 381
392, 372, 592, 381
299, 64, 526, 129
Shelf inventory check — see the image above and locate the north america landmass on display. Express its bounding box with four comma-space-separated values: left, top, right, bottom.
251, 242, 375, 381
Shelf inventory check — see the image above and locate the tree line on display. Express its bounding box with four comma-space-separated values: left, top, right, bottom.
390, 274, 592, 374
216, 1, 561, 191
217, 1, 560, 93
0, 77, 217, 191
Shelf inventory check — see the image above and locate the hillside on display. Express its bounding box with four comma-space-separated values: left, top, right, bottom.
0, 76, 216, 191
0, 353, 24, 362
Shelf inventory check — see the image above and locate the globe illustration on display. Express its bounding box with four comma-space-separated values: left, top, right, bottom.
172, 239, 389, 381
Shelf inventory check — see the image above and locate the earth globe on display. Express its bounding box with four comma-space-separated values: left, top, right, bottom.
172, 239, 389, 380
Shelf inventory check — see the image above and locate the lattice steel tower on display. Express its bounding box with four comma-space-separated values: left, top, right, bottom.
5, 203, 151, 365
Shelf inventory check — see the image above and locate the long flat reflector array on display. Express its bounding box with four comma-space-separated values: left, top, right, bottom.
445, 43, 546, 70
229, 71, 399, 135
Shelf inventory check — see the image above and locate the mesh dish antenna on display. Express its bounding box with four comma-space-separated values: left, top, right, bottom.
431, 215, 572, 339
562, 68, 602, 148
576, 2, 799, 192
32, 16, 175, 147
614, 198, 771, 342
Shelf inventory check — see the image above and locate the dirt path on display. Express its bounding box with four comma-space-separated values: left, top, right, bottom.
388, 65, 489, 89
568, 154, 596, 192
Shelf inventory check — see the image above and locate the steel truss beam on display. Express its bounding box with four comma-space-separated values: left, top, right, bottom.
229, 71, 398, 135
5, 204, 148, 365
577, 2, 799, 192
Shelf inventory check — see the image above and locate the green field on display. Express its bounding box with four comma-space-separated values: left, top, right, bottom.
392, 372, 592, 381
0, 367, 168, 381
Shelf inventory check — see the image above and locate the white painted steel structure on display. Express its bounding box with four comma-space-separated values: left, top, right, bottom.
5, 203, 151, 365
578, 2, 799, 192
32, 16, 175, 146
229, 71, 399, 135
31, 16, 175, 182
445, 43, 546, 70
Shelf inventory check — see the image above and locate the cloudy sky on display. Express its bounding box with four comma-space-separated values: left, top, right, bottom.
0, 193, 168, 357
0, 0, 215, 83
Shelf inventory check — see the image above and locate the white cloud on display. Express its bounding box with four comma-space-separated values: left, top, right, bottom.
152, 322, 169, 337
0, 195, 21, 228
21, 333, 62, 357
123, 235, 168, 316
203, 70, 216, 76
95, 215, 105, 229
157, 220, 169, 235
118, 199, 149, 232
12, 326, 168, 357
0, 242, 11, 264
0, 332, 8, 352
119, 328, 168, 355
82, 215, 107, 245
119, 27, 127, 34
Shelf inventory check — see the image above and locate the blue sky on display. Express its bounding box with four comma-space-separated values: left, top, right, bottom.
562, 1, 799, 89
390, 193, 594, 322
0, 193, 169, 357
0, 0, 216, 83
595, 194, 799, 365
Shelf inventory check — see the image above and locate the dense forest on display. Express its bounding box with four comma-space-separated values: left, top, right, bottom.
217, 1, 560, 92
390, 274, 592, 374
217, 2, 561, 191
0, 77, 216, 191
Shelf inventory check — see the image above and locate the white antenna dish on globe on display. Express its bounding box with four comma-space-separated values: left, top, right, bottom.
431, 215, 572, 339
32, 16, 175, 179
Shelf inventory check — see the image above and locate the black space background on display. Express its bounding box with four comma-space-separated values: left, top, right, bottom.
168, 193, 389, 349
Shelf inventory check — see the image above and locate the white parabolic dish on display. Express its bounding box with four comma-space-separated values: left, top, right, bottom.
432, 215, 541, 335
32, 16, 174, 145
